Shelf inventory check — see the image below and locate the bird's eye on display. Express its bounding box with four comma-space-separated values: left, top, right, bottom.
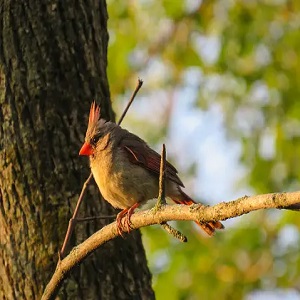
91, 135, 100, 145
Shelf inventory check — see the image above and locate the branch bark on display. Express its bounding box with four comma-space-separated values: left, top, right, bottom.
42, 190, 300, 299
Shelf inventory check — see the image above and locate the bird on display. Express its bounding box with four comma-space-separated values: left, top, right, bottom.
79, 102, 224, 236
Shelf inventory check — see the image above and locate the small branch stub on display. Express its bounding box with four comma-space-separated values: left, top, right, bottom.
160, 222, 187, 243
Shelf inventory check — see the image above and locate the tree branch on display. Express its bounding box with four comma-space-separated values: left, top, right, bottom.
42, 190, 300, 299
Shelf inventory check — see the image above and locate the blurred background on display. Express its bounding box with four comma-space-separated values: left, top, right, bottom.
106, 1, 300, 299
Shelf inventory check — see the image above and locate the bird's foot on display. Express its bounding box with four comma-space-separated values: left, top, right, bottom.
116, 203, 140, 236
116, 209, 128, 237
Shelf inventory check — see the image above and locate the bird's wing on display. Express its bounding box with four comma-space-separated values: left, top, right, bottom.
121, 135, 184, 187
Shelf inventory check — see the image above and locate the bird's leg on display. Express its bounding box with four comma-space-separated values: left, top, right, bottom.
125, 202, 140, 232
116, 202, 140, 236
116, 208, 129, 236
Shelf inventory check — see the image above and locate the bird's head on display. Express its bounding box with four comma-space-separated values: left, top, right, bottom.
79, 102, 110, 156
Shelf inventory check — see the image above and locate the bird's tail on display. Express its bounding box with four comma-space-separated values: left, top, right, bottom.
171, 189, 224, 236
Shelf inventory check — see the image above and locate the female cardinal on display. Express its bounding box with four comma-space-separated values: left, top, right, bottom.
79, 102, 224, 235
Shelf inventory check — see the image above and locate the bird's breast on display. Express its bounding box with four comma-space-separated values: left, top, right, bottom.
90, 146, 159, 209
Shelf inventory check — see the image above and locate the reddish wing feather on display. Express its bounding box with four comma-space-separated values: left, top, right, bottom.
123, 144, 184, 187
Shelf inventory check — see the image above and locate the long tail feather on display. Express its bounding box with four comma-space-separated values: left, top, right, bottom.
172, 189, 224, 236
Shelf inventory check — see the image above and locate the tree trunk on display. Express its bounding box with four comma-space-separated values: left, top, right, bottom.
0, 1, 154, 299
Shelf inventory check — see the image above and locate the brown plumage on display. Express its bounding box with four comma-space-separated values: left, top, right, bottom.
79, 102, 224, 235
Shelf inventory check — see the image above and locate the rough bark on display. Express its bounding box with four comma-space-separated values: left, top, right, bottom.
0, 1, 154, 299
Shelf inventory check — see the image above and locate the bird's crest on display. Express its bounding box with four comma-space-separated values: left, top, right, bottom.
89, 101, 101, 127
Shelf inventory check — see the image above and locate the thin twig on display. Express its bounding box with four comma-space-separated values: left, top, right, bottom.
42, 191, 300, 300
76, 215, 116, 222
117, 78, 143, 126
153, 144, 187, 241
59, 173, 93, 258
59, 79, 144, 258
154, 144, 166, 210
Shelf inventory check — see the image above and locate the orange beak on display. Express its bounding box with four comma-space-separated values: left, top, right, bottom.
79, 142, 94, 156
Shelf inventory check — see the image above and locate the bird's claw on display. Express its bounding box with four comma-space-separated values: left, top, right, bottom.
116, 203, 140, 237
116, 210, 127, 237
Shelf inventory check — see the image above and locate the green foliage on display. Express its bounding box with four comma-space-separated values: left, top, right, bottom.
107, 0, 300, 298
